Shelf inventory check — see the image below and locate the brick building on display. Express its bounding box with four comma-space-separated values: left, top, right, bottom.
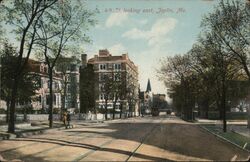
80, 49, 139, 116
0, 57, 80, 113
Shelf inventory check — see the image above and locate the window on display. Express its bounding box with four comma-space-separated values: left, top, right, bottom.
53, 94, 56, 105
46, 95, 50, 105
114, 73, 121, 81
99, 84, 105, 91
99, 73, 107, 81
99, 64, 107, 70
114, 63, 121, 70
40, 65, 44, 72
99, 93, 105, 100
47, 81, 50, 88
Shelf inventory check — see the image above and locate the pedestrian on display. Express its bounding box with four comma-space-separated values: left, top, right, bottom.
66, 111, 71, 129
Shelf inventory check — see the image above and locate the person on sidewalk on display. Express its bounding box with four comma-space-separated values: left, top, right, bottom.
66, 112, 71, 129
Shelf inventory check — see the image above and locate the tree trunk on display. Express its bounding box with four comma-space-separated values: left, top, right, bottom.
128, 104, 131, 118
23, 106, 27, 122
60, 94, 65, 121
113, 98, 117, 119
247, 105, 250, 129
222, 78, 227, 132
105, 99, 108, 120
112, 102, 116, 120
119, 102, 123, 119
48, 69, 53, 128
60, 82, 67, 121
204, 99, 209, 119
6, 99, 10, 123
248, 82, 250, 129
8, 77, 19, 133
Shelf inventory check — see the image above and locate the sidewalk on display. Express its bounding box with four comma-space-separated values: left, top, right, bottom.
0, 116, 142, 140
196, 118, 249, 138
0, 121, 62, 140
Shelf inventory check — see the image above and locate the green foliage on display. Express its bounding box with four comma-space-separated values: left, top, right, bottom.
0, 42, 39, 105
158, 0, 250, 124
53, 108, 60, 114
96, 108, 106, 114
34, 0, 96, 62
55, 56, 80, 109
203, 124, 250, 151
80, 64, 95, 113
0, 108, 6, 114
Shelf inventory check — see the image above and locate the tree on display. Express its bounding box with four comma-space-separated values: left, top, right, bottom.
0, 41, 40, 122
111, 73, 124, 119
201, 0, 250, 129
0, 42, 17, 123
158, 0, 250, 131
79, 64, 95, 114
102, 73, 114, 120
2, 0, 57, 133
158, 55, 196, 120
56, 56, 80, 118
34, 0, 95, 127
202, 0, 250, 79
126, 74, 139, 117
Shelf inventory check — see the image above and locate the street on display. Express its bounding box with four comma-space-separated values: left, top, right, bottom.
0, 115, 249, 161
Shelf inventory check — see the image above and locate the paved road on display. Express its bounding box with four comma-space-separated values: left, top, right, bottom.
0, 116, 249, 161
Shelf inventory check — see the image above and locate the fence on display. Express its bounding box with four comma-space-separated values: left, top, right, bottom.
0, 113, 127, 122
207, 111, 248, 120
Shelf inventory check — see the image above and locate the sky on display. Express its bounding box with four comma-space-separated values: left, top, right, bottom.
82, 0, 218, 101
1, 0, 219, 102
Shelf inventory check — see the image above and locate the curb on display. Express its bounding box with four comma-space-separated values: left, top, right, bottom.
0, 125, 65, 140
0, 132, 17, 140
15, 129, 47, 138
199, 125, 250, 153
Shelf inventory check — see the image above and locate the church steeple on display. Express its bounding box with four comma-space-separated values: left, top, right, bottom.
146, 79, 152, 92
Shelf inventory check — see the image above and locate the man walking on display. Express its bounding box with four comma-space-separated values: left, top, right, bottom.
66, 112, 71, 129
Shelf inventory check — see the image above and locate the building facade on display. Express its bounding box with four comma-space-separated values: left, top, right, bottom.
80, 49, 139, 116
29, 59, 62, 113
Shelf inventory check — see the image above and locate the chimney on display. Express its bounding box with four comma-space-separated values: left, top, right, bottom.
99, 49, 111, 57
81, 54, 87, 68
122, 54, 128, 60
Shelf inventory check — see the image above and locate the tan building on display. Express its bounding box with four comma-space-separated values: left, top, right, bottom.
80, 49, 139, 116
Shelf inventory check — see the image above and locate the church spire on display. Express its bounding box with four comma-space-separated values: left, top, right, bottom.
146, 79, 152, 92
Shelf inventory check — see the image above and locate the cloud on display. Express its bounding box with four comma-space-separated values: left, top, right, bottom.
122, 17, 177, 46
122, 28, 149, 39
105, 12, 129, 28
109, 43, 127, 55
138, 19, 148, 25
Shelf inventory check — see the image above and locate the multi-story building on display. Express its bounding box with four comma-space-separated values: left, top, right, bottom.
54, 56, 80, 112
80, 49, 139, 116
0, 56, 80, 114
29, 59, 62, 113
31, 57, 80, 113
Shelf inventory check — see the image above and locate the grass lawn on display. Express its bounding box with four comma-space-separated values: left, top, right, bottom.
203, 124, 250, 151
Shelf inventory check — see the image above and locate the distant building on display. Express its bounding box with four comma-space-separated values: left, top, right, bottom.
80, 49, 139, 116
139, 79, 153, 114
146, 78, 152, 93
152, 94, 168, 110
